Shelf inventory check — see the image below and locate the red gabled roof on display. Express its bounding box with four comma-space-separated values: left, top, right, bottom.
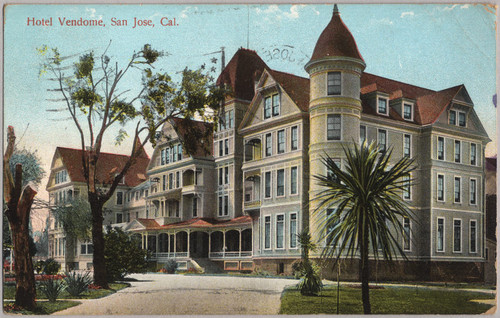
56, 146, 149, 187
136, 218, 161, 229
169, 117, 213, 157
360, 72, 464, 125
269, 70, 310, 112
217, 48, 270, 101
309, 6, 364, 63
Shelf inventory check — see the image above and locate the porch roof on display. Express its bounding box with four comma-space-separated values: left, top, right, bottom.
133, 216, 253, 232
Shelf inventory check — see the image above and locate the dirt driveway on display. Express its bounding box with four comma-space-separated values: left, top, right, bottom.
54, 273, 298, 315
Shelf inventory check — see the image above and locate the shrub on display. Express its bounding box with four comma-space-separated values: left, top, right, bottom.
43, 258, 61, 275
34, 260, 45, 274
104, 227, 149, 282
64, 271, 92, 297
163, 259, 178, 274
39, 279, 65, 302
291, 260, 304, 279
296, 261, 323, 296
253, 267, 271, 277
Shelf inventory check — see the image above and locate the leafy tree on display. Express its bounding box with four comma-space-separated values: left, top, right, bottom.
38, 44, 226, 288
104, 226, 149, 282
3, 127, 45, 310
313, 141, 414, 314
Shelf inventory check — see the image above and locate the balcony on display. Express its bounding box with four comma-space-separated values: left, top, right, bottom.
244, 138, 262, 162
209, 251, 252, 258
244, 173, 261, 211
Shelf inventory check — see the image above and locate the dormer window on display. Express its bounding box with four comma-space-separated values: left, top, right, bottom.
403, 103, 413, 121
327, 72, 341, 95
458, 112, 466, 127
264, 94, 280, 119
377, 97, 388, 115
449, 110, 457, 125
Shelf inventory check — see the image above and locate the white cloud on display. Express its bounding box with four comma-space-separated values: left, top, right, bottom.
400, 11, 414, 18
442, 4, 458, 11
283, 5, 306, 19
86, 8, 96, 18
255, 5, 280, 15
461, 4, 470, 9
180, 7, 191, 19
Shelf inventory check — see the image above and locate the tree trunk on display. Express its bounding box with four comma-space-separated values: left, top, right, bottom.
360, 220, 371, 314
10, 220, 36, 310
89, 193, 109, 289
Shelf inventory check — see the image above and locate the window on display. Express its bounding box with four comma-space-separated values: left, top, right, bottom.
265, 172, 271, 198
264, 216, 271, 249
116, 191, 123, 205
470, 220, 477, 253
378, 129, 387, 152
219, 140, 223, 157
326, 208, 336, 234
437, 218, 444, 252
192, 197, 198, 217
437, 174, 445, 201
277, 130, 285, 154
169, 173, 173, 190
218, 168, 223, 186
276, 215, 284, 249
453, 219, 462, 252
228, 110, 234, 129
160, 148, 166, 165
224, 166, 229, 184
327, 72, 341, 95
116, 213, 123, 223
265, 133, 272, 157
173, 146, 177, 162
166, 148, 170, 164
291, 166, 298, 195
291, 126, 298, 150
454, 177, 461, 203
403, 175, 411, 200
224, 195, 229, 216
135, 191, 139, 201
360, 125, 366, 144
470, 179, 477, 205
224, 139, 229, 155
290, 213, 297, 248
176, 171, 180, 188
470, 143, 477, 165
272, 94, 280, 116
378, 97, 388, 115
218, 196, 223, 216
327, 114, 341, 141
454, 140, 461, 163
80, 242, 94, 255
264, 97, 272, 119
437, 137, 444, 160
177, 144, 182, 161
55, 170, 68, 184
162, 175, 166, 191
277, 169, 285, 197
403, 134, 411, 158
403, 217, 411, 251
458, 112, 466, 127
449, 110, 456, 125
403, 103, 413, 120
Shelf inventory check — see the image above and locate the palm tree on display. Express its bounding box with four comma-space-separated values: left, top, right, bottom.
313, 141, 415, 314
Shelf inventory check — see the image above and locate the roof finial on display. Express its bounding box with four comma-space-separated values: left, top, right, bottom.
333, 4, 339, 15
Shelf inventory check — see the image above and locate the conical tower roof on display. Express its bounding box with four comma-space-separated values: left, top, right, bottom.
309, 5, 364, 63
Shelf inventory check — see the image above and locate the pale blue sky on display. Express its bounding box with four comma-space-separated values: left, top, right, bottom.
3, 4, 497, 221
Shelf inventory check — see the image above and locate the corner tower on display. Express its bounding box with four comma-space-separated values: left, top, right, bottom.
305, 5, 366, 246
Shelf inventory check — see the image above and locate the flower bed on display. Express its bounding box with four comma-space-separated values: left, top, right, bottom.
4, 274, 65, 282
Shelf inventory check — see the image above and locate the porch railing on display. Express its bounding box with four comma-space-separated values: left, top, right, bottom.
152, 252, 188, 259
209, 251, 252, 258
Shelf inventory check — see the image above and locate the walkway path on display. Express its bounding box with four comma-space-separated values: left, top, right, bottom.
53, 274, 297, 315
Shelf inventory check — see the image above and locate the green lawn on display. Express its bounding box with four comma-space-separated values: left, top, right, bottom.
3, 283, 129, 300
280, 285, 495, 314
3, 300, 80, 315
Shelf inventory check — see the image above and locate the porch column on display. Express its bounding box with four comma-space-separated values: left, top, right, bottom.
223, 230, 226, 258
187, 230, 191, 258
238, 229, 242, 257
174, 232, 177, 257
145, 232, 148, 250
208, 232, 211, 258
141, 233, 145, 249
168, 233, 171, 256
156, 234, 159, 255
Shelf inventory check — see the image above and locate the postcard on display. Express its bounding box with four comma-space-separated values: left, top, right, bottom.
2, 3, 497, 315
